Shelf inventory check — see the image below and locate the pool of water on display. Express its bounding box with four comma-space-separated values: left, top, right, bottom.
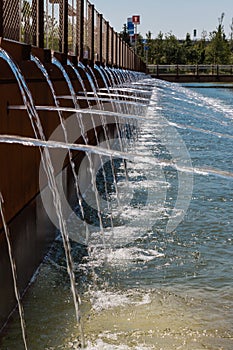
1, 79, 233, 349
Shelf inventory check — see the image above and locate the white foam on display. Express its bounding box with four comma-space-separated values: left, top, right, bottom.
106, 247, 164, 265
90, 290, 131, 312
88, 288, 153, 314
84, 339, 153, 350
84, 339, 129, 349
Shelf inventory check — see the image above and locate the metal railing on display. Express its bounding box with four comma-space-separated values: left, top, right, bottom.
2, 0, 38, 44
0, 0, 146, 71
148, 64, 233, 76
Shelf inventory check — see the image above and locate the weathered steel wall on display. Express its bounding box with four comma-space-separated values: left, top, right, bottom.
0, 37, 117, 330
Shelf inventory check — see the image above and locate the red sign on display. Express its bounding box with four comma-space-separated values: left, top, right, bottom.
132, 15, 140, 25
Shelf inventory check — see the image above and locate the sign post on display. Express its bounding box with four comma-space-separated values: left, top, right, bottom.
127, 17, 134, 45
132, 15, 140, 54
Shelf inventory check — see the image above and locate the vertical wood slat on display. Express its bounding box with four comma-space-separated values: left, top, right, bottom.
105, 21, 109, 65
38, 0, 44, 48
98, 13, 103, 64
0, 0, 3, 38
87, 3, 94, 62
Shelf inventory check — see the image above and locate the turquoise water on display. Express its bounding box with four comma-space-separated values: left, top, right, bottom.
1, 79, 233, 349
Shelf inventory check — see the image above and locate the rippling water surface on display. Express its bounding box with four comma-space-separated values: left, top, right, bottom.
1, 79, 233, 349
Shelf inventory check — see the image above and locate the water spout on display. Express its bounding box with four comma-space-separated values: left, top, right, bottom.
0, 48, 85, 348
0, 193, 28, 350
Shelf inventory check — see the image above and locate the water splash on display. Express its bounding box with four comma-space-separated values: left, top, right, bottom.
0, 48, 85, 347
0, 193, 28, 350
2, 69, 233, 349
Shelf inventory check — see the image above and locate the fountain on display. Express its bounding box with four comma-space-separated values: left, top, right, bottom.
1, 41, 233, 349
0, 34, 147, 347
0, 0, 150, 346
1, 1, 233, 348
0, 193, 28, 350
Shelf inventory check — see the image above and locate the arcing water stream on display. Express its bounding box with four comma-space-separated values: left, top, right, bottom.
1, 57, 233, 349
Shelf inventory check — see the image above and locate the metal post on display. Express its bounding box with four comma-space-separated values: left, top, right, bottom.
125, 42, 128, 69
132, 48, 134, 70
115, 32, 118, 67
105, 21, 109, 65
130, 48, 133, 70
125, 42, 127, 69
125, 42, 127, 68
124, 42, 127, 69
108, 25, 111, 65
88, 3, 94, 62
122, 40, 125, 68
121, 39, 124, 68
130, 47, 133, 70
98, 13, 103, 64
118, 37, 121, 68
33, 0, 44, 48
39, 0, 44, 48
122, 41, 124, 68
111, 27, 114, 66
0, 0, 3, 38
32, 0, 37, 46
77, 0, 84, 59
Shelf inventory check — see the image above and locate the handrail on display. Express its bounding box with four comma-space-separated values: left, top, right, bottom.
148, 64, 233, 76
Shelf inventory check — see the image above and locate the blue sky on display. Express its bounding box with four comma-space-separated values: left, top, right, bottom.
90, 0, 233, 39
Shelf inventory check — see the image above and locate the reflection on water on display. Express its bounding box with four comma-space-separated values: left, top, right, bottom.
2, 257, 233, 349
1, 79, 233, 349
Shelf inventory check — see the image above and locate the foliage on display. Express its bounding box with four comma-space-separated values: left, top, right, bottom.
21, 0, 33, 43
120, 24, 131, 45
131, 13, 233, 65
204, 13, 231, 64
44, 14, 60, 51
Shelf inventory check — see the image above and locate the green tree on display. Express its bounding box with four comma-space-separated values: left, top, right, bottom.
205, 13, 231, 64
192, 41, 206, 64
143, 31, 153, 64
44, 14, 59, 51
120, 24, 131, 45
229, 18, 233, 52
182, 33, 199, 64
135, 33, 145, 57
135, 13, 233, 65
163, 32, 184, 64
153, 31, 165, 64
21, 0, 32, 43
